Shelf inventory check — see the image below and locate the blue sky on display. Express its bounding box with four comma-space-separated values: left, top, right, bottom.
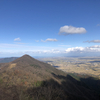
0, 0, 100, 57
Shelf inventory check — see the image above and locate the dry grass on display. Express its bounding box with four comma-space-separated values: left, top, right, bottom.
8, 63, 16, 69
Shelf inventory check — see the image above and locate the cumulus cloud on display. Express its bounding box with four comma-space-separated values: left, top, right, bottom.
14, 38, 21, 41
84, 40, 100, 43
65, 47, 85, 53
64, 46, 100, 57
65, 46, 100, 53
59, 25, 86, 35
41, 38, 58, 42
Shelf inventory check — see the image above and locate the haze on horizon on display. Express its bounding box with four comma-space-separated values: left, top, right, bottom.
0, 0, 100, 57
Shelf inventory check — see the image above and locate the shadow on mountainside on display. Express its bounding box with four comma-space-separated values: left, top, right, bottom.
0, 74, 100, 100
53, 65, 59, 68
80, 77, 100, 93
51, 73, 100, 100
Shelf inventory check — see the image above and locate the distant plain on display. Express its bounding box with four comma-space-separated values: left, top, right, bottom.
38, 57, 100, 79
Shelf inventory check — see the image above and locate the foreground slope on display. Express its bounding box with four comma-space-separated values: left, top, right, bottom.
0, 55, 99, 100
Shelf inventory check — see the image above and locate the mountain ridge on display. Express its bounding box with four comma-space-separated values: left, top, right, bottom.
0, 57, 18, 63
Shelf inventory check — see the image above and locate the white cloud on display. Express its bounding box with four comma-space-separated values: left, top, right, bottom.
65, 47, 85, 53
59, 25, 86, 35
63, 46, 100, 57
41, 38, 58, 42
14, 38, 21, 41
65, 46, 100, 54
1, 43, 100, 57
89, 45, 100, 48
84, 40, 100, 43
2, 45, 100, 57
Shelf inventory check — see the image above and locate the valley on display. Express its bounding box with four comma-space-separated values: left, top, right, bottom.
38, 57, 100, 78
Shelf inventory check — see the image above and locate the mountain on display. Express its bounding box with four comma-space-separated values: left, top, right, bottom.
0, 57, 18, 63
0, 54, 66, 86
0, 55, 99, 100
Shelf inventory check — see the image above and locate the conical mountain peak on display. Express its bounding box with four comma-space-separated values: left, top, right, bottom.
12, 54, 36, 64
21, 54, 31, 57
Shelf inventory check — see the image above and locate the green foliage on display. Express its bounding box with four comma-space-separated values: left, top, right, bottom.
30, 64, 34, 66
34, 81, 43, 87
68, 73, 80, 81
22, 79, 24, 82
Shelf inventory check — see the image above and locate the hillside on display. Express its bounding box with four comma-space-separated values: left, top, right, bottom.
0, 57, 18, 63
0, 55, 66, 86
0, 55, 99, 100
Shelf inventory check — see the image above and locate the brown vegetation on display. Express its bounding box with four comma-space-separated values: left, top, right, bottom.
0, 55, 100, 100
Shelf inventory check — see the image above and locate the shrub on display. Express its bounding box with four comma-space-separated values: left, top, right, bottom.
34, 81, 43, 87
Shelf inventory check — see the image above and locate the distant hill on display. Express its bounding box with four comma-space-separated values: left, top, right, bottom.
0, 57, 18, 63
0, 55, 99, 100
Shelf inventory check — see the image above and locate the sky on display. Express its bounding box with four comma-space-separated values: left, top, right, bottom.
0, 0, 100, 57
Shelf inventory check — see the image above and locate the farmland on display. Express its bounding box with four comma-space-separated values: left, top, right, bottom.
39, 57, 100, 78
